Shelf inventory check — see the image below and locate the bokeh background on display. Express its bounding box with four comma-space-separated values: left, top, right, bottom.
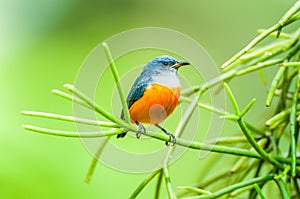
1, 0, 298, 198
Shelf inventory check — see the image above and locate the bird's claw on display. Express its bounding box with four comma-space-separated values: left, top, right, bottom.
165, 132, 176, 146
136, 123, 146, 139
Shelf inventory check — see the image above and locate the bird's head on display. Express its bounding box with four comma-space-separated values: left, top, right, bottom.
144, 55, 190, 73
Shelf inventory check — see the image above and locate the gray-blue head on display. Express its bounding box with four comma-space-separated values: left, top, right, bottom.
143, 55, 190, 73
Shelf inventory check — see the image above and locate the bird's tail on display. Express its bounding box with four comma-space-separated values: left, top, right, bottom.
117, 109, 128, 138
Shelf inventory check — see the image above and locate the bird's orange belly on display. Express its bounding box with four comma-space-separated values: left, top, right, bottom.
129, 84, 181, 124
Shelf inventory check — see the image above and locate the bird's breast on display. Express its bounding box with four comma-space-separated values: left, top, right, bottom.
129, 84, 181, 124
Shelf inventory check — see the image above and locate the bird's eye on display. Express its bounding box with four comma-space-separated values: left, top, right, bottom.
163, 62, 168, 66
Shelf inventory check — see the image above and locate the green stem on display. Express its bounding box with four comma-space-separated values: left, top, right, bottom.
223, 83, 240, 115
239, 98, 256, 118
200, 69, 237, 93
265, 108, 291, 129
64, 84, 116, 122
162, 94, 202, 198
164, 95, 200, 166
85, 137, 110, 183
266, 67, 287, 107
238, 119, 284, 170
231, 138, 268, 174
293, 177, 300, 198
257, 29, 292, 39
52, 89, 92, 110
254, 183, 266, 199
155, 169, 163, 199
177, 186, 212, 195
239, 42, 284, 63
176, 96, 199, 138
23, 123, 300, 165
21, 111, 118, 128
204, 136, 258, 145
22, 125, 122, 138
236, 59, 283, 76
230, 156, 249, 174
287, 12, 300, 24
197, 170, 242, 189
289, 68, 300, 176
163, 167, 176, 199
178, 138, 260, 158
286, 35, 300, 59
221, 0, 300, 70
226, 20, 300, 74
249, 164, 267, 199
180, 96, 228, 116
279, 1, 300, 26
279, 62, 300, 67
184, 174, 274, 199
181, 69, 237, 96
277, 67, 298, 89
63, 84, 138, 133
129, 170, 161, 199
275, 178, 290, 199
223, 83, 284, 169
229, 184, 257, 198
102, 42, 130, 123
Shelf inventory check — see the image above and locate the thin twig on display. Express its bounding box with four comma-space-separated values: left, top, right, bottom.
223, 83, 284, 169
155, 169, 163, 199
221, 0, 300, 69
22, 123, 300, 165
254, 183, 266, 199
163, 167, 176, 199
289, 68, 300, 176
22, 125, 122, 138
85, 137, 110, 183
129, 170, 161, 199
266, 67, 287, 107
275, 178, 290, 199
183, 174, 274, 199
21, 111, 118, 128
102, 42, 130, 123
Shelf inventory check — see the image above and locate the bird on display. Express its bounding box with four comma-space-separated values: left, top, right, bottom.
117, 55, 190, 145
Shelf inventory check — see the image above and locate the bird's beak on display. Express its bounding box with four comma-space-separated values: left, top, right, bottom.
172, 61, 190, 69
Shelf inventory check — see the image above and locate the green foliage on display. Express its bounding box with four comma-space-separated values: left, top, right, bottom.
22, 1, 300, 198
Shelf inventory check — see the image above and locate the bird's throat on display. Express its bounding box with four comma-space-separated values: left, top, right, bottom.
151, 71, 181, 88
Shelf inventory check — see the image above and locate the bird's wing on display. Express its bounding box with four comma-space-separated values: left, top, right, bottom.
126, 74, 151, 109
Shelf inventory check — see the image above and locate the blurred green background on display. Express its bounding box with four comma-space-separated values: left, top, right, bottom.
1, 0, 298, 198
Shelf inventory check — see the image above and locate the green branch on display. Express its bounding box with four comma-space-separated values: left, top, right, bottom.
21, 110, 117, 128
129, 170, 161, 199
22, 125, 122, 138
155, 169, 163, 199
52, 89, 92, 110
254, 183, 266, 199
237, 119, 283, 169
62, 84, 139, 134
289, 68, 300, 176
85, 137, 110, 183
224, 83, 284, 170
22, 113, 300, 166
266, 67, 287, 107
163, 167, 176, 199
64, 84, 116, 123
102, 42, 130, 123
221, 0, 300, 70
184, 174, 274, 199
275, 178, 290, 199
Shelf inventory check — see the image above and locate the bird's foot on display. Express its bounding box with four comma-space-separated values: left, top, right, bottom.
164, 131, 176, 146
136, 122, 146, 139
154, 124, 176, 146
